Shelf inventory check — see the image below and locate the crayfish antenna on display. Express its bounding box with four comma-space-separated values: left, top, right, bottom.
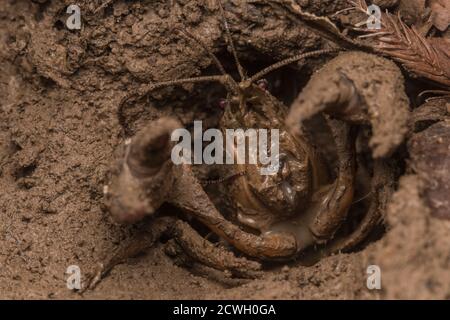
217, 0, 247, 81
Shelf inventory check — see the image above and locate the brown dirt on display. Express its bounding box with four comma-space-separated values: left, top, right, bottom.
0, 0, 449, 300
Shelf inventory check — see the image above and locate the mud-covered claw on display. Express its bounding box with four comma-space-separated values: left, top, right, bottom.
106, 117, 181, 224
287, 51, 410, 158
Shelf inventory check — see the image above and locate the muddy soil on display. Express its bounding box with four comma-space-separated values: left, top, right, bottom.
0, 0, 449, 299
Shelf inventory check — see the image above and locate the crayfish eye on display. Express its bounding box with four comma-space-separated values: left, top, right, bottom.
257, 79, 269, 90
277, 153, 290, 177
281, 181, 296, 206
218, 98, 227, 109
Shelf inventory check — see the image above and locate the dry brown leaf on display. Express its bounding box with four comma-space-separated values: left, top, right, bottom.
262, 0, 365, 50
396, 0, 426, 25
429, 0, 450, 31
351, 0, 450, 87
265, 0, 450, 87
373, 0, 399, 9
